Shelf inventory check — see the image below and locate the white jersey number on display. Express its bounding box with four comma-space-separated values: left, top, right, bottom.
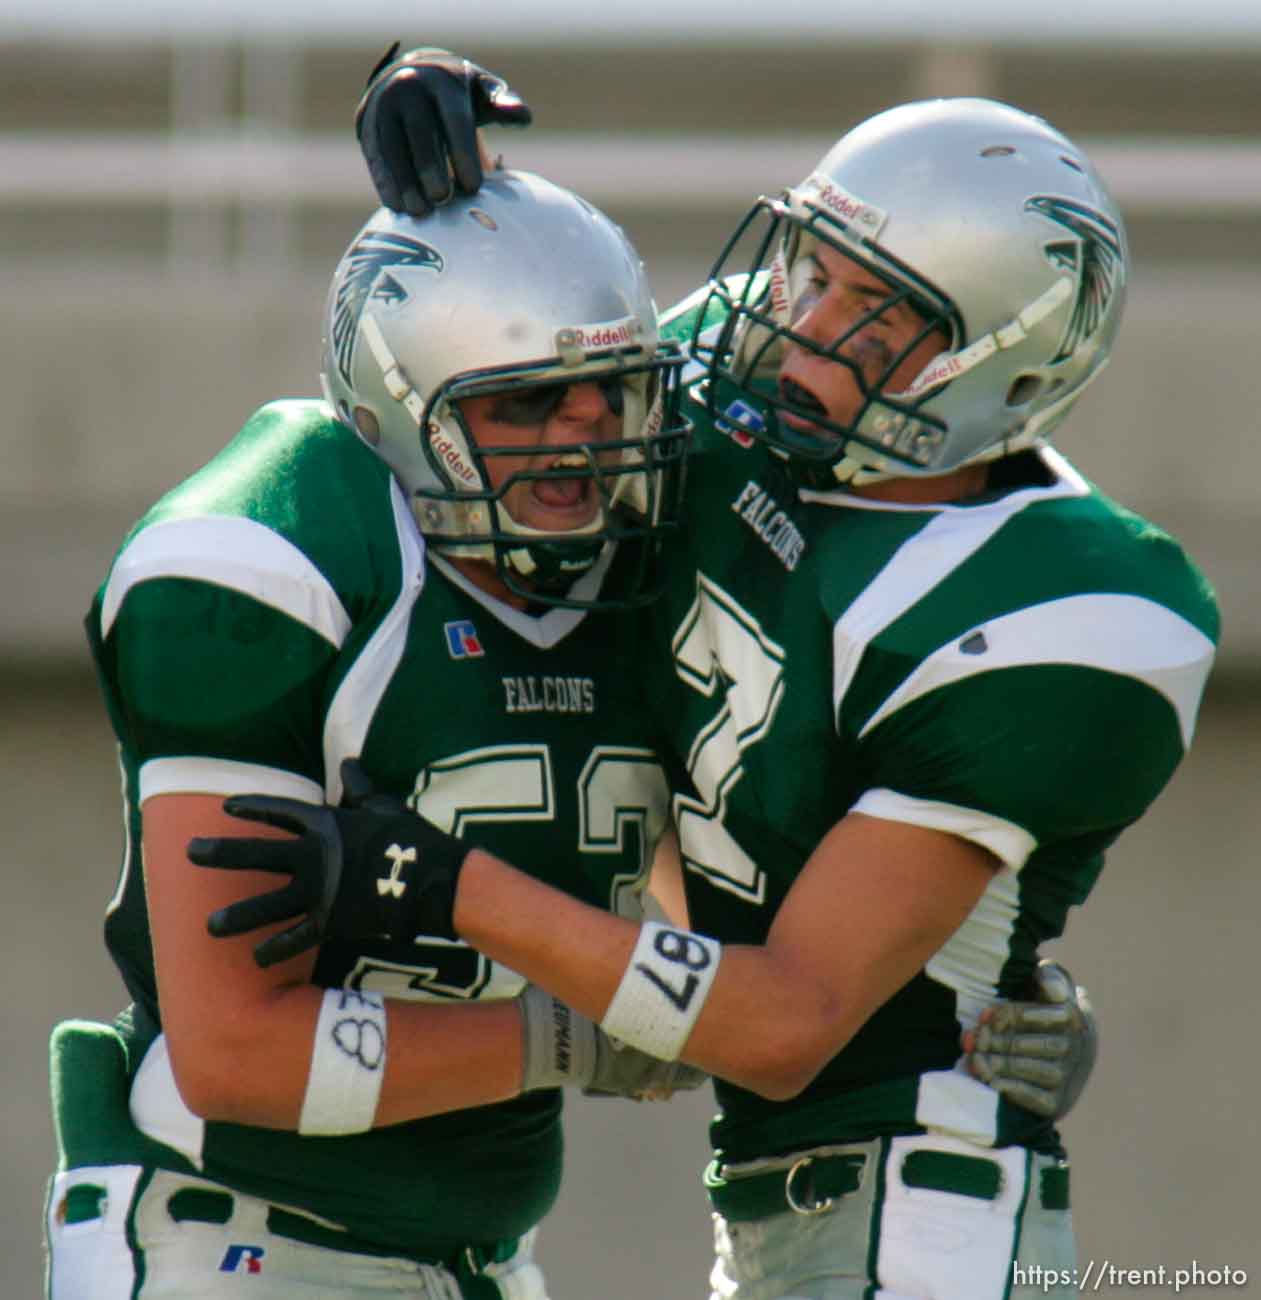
671, 574, 785, 904
350, 743, 669, 1001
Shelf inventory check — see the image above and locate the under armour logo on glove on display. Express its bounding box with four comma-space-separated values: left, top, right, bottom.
379, 843, 416, 898
188, 759, 469, 967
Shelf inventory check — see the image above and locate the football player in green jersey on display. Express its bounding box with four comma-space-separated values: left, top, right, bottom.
45, 172, 704, 1298
187, 52, 1207, 1300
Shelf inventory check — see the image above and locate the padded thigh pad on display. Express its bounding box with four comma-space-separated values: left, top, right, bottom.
49, 1019, 159, 1169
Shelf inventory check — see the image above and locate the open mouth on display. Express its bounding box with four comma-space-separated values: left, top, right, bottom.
530, 453, 597, 513
778, 376, 831, 428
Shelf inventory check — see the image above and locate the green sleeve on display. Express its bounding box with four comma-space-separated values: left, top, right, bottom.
856, 661, 1192, 850
97, 576, 335, 785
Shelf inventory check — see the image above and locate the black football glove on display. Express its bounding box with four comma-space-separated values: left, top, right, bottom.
356, 43, 533, 216
188, 759, 468, 969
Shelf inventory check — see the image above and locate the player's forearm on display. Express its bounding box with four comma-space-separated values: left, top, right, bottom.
167, 978, 524, 1129
152, 791, 527, 1130
377, 998, 525, 1124
453, 815, 996, 1100
455, 849, 849, 1098
455, 848, 637, 1019
647, 824, 690, 926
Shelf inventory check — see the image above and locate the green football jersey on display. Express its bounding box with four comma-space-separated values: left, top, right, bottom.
651, 295, 1220, 1164
86, 400, 671, 1257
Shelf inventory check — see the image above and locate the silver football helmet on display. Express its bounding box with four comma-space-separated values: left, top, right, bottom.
321, 171, 689, 606
694, 98, 1128, 485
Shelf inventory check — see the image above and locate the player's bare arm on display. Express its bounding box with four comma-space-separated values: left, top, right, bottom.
192, 782, 994, 1101
455, 812, 997, 1099
182, 774, 705, 1115
146, 793, 524, 1130
647, 823, 689, 927
195, 768, 1096, 1113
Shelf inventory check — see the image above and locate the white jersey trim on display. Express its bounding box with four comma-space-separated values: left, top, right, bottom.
851, 788, 1037, 870
830, 451, 1088, 727
913, 1068, 1003, 1146
918, 866, 1031, 1145
861, 801, 1029, 1130
926, 865, 1023, 1014
801, 443, 1089, 512
323, 479, 427, 805
130, 1033, 206, 1169
428, 549, 611, 650
100, 515, 352, 647
138, 756, 324, 804
104, 748, 132, 920
859, 592, 1216, 750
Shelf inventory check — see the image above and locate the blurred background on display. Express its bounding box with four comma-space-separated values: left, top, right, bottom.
4, 1, 1258, 1295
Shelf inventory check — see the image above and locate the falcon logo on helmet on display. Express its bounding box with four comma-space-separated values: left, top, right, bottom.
331, 232, 444, 384
1028, 196, 1125, 365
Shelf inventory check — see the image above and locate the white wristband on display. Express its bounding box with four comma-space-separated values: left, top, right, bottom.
600, 922, 722, 1061
298, 988, 388, 1135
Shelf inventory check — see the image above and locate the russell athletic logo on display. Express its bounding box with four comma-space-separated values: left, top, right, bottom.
220, 1245, 265, 1274
331, 231, 444, 384
444, 620, 485, 659
717, 398, 765, 449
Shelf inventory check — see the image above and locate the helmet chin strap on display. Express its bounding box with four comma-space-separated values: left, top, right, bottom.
822, 275, 1077, 486
494, 492, 609, 584
901, 276, 1075, 400
361, 313, 427, 424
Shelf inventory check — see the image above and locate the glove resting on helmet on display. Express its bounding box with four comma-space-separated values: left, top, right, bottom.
356, 44, 532, 216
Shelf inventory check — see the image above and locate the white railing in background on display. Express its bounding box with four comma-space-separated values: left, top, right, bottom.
3, 132, 1259, 271
3, 35, 1255, 271
5, 132, 1261, 210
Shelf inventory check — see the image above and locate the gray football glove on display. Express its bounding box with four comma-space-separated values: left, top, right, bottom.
518, 985, 707, 1101
965, 959, 1097, 1119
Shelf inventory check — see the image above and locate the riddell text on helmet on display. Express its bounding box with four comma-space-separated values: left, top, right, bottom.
566, 318, 643, 350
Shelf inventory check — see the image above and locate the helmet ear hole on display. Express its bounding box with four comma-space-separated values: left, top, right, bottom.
353, 406, 382, 445
1005, 374, 1044, 408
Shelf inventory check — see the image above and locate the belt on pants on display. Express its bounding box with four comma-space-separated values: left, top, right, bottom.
705, 1146, 868, 1221
165, 1183, 520, 1281
705, 1142, 1070, 1222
